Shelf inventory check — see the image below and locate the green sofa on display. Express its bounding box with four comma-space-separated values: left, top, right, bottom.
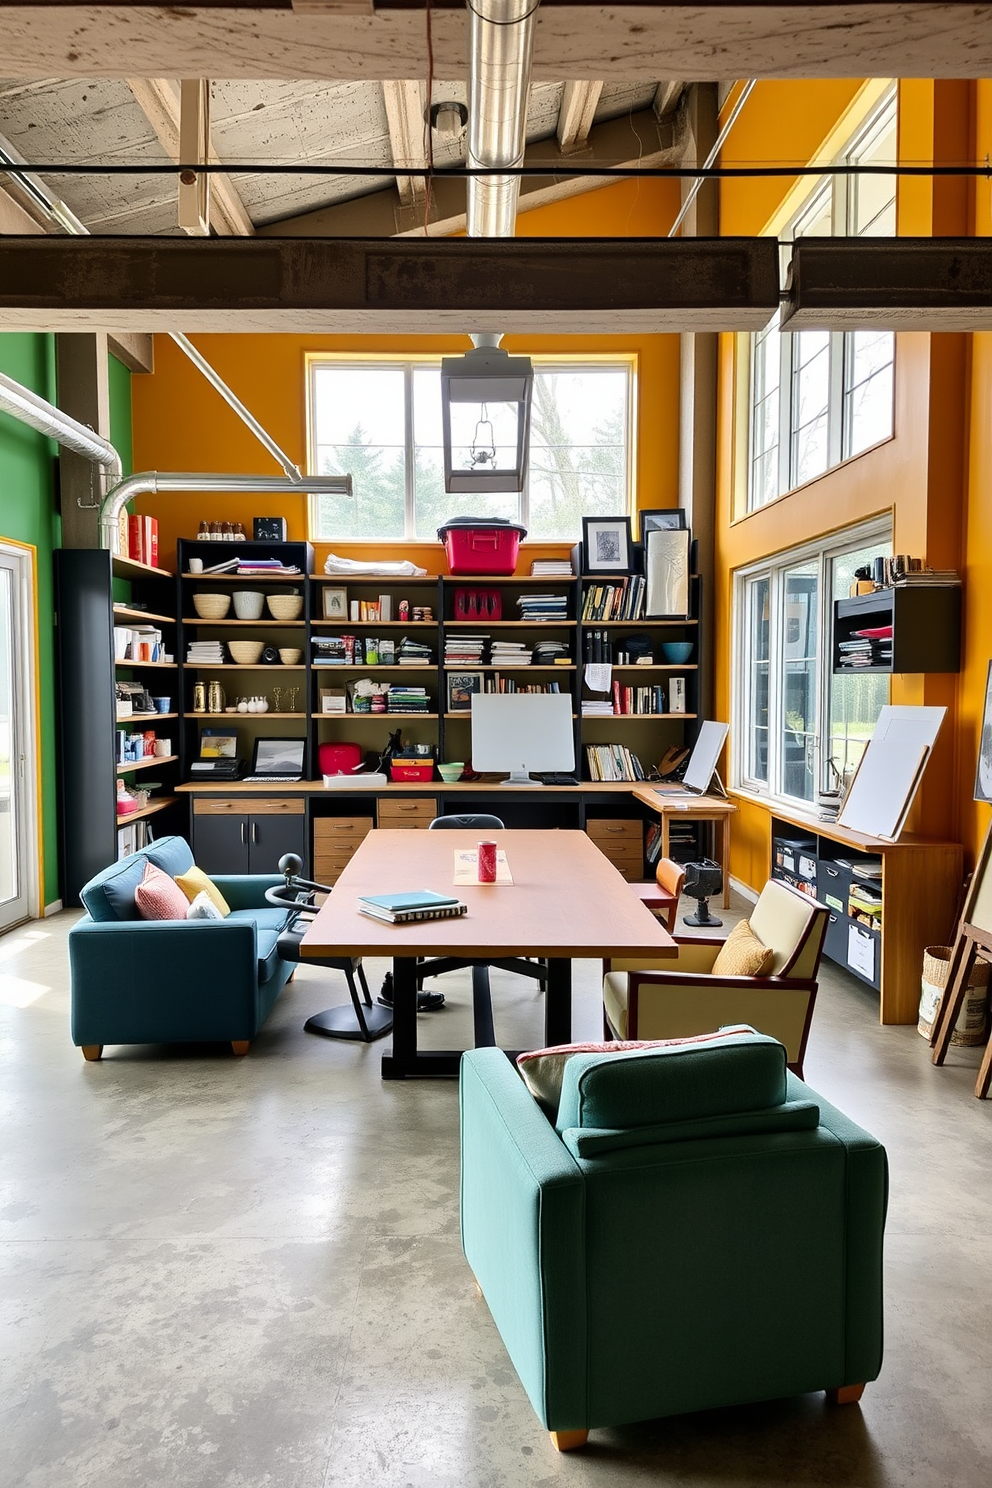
459, 1032, 887, 1451
69, 836, 294, 1059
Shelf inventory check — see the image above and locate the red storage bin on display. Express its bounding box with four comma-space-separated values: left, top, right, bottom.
389, 760, 435, 782
438, 518, 527, 576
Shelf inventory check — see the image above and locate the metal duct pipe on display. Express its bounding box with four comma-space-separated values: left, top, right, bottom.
98, 471, 353, 552
169, 332, 302, 481
0, 369, 123, 486
466, 0, 540, 238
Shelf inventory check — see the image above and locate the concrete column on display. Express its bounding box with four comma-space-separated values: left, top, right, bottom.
677, 83, 720, 722
55, 333, 111, 549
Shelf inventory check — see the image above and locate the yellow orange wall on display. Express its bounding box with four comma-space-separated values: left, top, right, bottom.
132, 178, 683, 573
715, 79, 983, 886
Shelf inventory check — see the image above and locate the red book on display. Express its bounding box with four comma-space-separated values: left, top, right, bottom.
143, 516, 158, 568
612, 680, 621, 715
128, 514, 142, 563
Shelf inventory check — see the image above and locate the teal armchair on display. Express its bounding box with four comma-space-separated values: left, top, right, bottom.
460, 1032, 887, 1452
69, 836, 294, 1059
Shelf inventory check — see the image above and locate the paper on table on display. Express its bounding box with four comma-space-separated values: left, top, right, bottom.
848, 923, 875, 980
453, 848, 514, 886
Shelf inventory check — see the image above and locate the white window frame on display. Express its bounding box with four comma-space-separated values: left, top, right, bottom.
732, 517, 893, 808
747, 88, 897, 512
305, 353, 636, 541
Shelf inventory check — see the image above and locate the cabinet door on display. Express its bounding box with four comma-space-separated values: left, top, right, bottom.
248, 813, 306, 875
194, 813, 250, 875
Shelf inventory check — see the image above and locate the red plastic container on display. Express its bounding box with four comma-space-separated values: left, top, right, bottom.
438, 518, 527, 576
319, 741, 363, 776
389, 760, 435, 782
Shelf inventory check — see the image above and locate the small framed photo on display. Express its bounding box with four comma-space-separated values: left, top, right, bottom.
447, 672, 483, 712
322, 586, 348, 621
582, 516, 632, 575
640, 508, 686, 537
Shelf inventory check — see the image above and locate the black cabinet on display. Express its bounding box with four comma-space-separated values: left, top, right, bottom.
833, 587, 961, 674
192, 802, 305, 875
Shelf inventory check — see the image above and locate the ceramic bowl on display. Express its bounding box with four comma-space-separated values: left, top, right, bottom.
232, 590, 266, 621
192, 592, 231, 620
227, 640, 265, 665
437, 762, 465, 783
267, 594, 303, 621
660, 641, 694, 664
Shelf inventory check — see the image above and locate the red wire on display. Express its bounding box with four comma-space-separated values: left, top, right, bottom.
424, 0, 435, 237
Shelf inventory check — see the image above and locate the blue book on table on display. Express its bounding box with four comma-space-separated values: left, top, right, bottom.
358, 890, 461, 912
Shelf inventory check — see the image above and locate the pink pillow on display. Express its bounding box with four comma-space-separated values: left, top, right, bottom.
134, 860, 191, 921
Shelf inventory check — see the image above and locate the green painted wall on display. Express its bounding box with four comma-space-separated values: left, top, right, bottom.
0, 337, 134, 909
0, 333, 60, 906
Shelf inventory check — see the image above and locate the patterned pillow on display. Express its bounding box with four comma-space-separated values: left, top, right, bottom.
175, 865, 231, 917
134, 860, 191, 921
517, 1027, 756, 1117
711, 919, 775, 977
186, 890, 224, 921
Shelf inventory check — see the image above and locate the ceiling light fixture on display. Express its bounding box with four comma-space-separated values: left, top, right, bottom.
440, 333, 534, 494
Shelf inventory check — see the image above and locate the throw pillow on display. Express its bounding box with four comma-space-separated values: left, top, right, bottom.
134, 860, 191, 921
711, 919, 775, 977
186, 890, 224, 921
174, 866, 231, 917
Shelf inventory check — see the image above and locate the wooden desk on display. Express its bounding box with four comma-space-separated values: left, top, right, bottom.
632, 786, 738, 907
301, 829, 677, 1078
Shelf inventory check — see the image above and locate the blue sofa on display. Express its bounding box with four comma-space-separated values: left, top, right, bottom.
460, 1033, 888, 1452
69, 836, 294, 1060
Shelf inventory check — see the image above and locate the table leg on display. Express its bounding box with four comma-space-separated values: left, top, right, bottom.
721, 817, 731, 908
381, 956, 418, 1080
545, 958, 572, 1046
661, 812, 671, 863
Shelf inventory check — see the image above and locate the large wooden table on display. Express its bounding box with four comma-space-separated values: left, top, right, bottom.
301, 829, 677, 1078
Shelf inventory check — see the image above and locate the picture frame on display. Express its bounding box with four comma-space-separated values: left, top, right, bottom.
645, 527, 691, 619
322, 586, 348, 621
975, 660, 992, 803
447, 672, 483, 712
582, 516, 632, 575
640, 508, 686, 537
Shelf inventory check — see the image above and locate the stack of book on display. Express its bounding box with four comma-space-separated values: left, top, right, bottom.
490, 640, 532, 666
837, 625, 892, 669
386, 685, 430, 714
518, 593, 569, 623
397, 638, 433, 665
186, 640, 225, 664
532, 638, 569, 666
581, 577, 645, 622
445, 633, 487, 666
358, 890, 468, 925
891, 568, 961, 587
236, 557, 302, 576
585, 744, 645, 782
582, 699, 615, 717
530, 559, 573, 577
312, 638, 347, 666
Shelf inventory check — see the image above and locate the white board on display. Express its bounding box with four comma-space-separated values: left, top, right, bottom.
838, 704, 945, 840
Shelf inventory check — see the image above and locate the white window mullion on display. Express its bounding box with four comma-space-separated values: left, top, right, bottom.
827, 332, 846, 468
403, 363, 416, 539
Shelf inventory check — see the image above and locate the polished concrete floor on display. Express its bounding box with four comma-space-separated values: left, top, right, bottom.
2, 900, 991, 1488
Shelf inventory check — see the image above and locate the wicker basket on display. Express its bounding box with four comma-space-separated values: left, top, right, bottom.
192, 592, 231, 620
267, 593, 303, 620
919, 945, 990, 1045
278, 648, 303, 665
227, 640, 264, 665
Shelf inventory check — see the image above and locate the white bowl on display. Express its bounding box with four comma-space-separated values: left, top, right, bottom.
232, 590, 265, 620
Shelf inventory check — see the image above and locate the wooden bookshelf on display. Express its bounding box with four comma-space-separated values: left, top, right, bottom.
117, 754, 178, 774
116, 796, 178, 827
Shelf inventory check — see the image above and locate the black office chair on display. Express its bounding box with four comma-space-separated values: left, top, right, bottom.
266, 854, 393, 1043
428, 814, 506, 832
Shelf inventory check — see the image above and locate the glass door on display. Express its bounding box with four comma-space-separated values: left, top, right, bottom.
0, 551, 31, 932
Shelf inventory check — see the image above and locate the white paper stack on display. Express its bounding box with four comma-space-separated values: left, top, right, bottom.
186, 641, 225, 663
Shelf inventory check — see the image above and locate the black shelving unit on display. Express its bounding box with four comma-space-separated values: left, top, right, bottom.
833, 586, 961, 674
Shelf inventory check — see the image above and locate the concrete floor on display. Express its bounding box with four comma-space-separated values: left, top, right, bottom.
1, 900, 991, 1488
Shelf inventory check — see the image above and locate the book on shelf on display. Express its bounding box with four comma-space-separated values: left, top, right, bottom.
201, 556, 240, 574
608, 681, 668, 715
530, 559, 573, 577
584, 744, 645, 782
581, 576, 645, 623
517, 594, 569, 622
127, 514, 158, 567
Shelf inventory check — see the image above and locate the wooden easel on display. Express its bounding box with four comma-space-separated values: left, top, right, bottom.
930, 819, 992, 1098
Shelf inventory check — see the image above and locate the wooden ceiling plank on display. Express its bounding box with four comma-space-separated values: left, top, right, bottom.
381, 80, 427, 209
556, 80, 604, 153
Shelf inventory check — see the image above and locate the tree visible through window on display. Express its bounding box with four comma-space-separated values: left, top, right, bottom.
308, 359, 632, 540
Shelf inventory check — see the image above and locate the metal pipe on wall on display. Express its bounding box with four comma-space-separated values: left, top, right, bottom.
466, 0, 540, 238
0, 370, 123, 486
168, 332, 302, 481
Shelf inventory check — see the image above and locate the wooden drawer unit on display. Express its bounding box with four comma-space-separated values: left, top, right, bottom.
586, 817, 644, 880
377, 797, 438, 830
313, 816, 373, 885
193, 797, 304, 816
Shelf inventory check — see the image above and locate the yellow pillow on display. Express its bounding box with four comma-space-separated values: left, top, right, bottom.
175, 866, 231, 917
710, 919, 775, 977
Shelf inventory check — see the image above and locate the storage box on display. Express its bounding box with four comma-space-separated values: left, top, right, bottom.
389, 760, 435, 782
438, 518, 526, 576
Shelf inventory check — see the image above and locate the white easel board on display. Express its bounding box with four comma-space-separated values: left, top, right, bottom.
837, 705, 945, 840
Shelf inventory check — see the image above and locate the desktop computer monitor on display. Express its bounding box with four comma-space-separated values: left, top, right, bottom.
470, 693, 575, 786
682, 720, 730, 794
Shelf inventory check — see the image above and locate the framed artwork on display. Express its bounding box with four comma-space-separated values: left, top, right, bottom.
447, 672, 483, 712
640, 508, 686, 537
975, 660, 992, 803
322, 586, 348, 620
645, 527, 691, 619
582, 516, 632, 575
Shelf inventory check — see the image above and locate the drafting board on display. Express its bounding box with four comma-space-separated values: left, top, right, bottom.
838, 705, 946, 840
931, 816, 992, 1095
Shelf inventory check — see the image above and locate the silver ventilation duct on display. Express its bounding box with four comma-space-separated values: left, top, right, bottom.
0, 369, 123, 486
466, 0, 540, 238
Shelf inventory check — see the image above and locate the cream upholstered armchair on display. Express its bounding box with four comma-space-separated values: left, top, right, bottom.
603, 879, 829, 1077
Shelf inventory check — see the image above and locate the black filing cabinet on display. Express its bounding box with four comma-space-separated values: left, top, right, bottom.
192, 799, 306, 875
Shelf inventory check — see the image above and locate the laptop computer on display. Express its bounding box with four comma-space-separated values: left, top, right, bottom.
242, 736, 306, 783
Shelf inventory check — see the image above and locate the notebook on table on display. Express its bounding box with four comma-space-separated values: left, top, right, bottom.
358, 890, 466, 924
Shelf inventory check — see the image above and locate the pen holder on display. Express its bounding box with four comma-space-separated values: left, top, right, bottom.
477, 841, 497, 883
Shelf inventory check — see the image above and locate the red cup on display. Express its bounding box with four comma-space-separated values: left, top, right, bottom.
477, 840, 497, 883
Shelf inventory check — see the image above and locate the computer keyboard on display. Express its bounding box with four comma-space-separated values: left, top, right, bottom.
242, 775, 302, 783
537, 773, 579, 786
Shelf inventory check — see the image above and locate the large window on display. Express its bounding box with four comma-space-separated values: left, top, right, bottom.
307, 357, 634, 541
748, 91, 897, 511
735, 523, 891, 805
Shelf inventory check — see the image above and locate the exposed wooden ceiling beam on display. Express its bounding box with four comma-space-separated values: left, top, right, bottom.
260, 105, 683, 238
3, 6, 992, 81
783, 237, 992, 330
107, 332, 155, 374
126, 78, 254, 237
0, 180, 48, 235
556, 81, 603, 154
0, 235, 781, 335
381, 80, 427, 208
